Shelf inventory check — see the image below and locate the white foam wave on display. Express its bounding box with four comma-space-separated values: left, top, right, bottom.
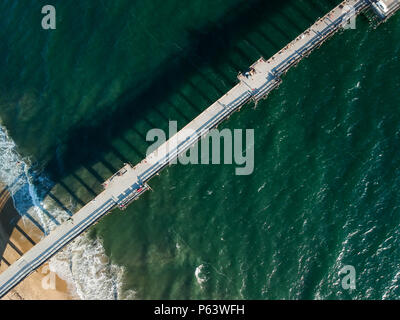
0, 127, 28, 192
195, 264, 207, 287
48, 236, 136, 300
0, 125, 133, 300
0, 126, 52, 231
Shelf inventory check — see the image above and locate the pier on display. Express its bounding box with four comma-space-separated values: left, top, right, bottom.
0, 0, 399, 298
369, 0, 400, 21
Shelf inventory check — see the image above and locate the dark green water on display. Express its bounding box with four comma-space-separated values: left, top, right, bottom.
0, 0, 400, 299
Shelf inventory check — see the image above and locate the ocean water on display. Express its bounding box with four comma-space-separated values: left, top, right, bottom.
0, 0, 400, 299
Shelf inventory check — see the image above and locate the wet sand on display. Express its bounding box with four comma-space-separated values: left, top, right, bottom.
0, 183, 77, 300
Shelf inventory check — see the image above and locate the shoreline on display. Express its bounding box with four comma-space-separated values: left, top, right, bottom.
0, 183, 77, 300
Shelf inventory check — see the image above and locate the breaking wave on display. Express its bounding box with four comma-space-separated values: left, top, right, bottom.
0, 125, 134, 299
195, 264, 207, 287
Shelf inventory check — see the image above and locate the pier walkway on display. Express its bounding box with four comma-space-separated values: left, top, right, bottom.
1, 0, 399, 298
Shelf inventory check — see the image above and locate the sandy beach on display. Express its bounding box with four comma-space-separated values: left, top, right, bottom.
0, 183, 77, 300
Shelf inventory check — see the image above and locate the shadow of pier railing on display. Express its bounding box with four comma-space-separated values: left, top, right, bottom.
292, 1, 319, 24
256, 26, 283, 50
119, 136, 146, 160
14, 225, 36, 246
1, 257, 10, 267
0, 184, 44, 267
46, 191, 74, 216
71, 173, 97, 198
57, 180, 86, 207
168, 101, 191, 123
281, 10, 307, 34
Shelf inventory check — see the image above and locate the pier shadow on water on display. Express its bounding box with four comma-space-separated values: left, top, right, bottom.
40, 0, 341, 182
1, 0, 343, 274
19, 0, 304, 215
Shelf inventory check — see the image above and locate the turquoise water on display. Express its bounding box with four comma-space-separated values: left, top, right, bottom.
1, 0, 400, 299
